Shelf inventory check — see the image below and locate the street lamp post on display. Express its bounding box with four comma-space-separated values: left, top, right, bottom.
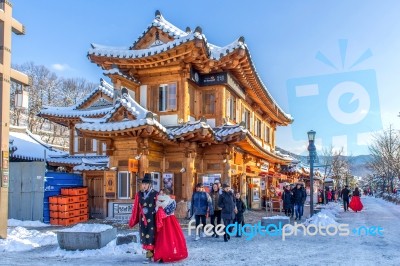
307, 130, 317, 217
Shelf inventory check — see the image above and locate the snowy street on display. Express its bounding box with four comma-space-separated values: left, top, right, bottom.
1, 196, 400, 266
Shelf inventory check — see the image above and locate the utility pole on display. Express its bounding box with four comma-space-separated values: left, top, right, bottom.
0, 1, 29, 239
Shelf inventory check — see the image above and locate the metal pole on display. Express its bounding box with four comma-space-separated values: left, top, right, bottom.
310, 153, 314, 217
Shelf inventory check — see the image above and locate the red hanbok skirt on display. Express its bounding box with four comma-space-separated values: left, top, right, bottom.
349, 196, 363, 212
153, 209, 188, 263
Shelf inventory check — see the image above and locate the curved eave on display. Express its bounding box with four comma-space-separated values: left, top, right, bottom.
76, 123, 174, 144
88, 39, 196, 69
170, 127, 216, 143
236, 133, 292, 164
104, 72, 140, 88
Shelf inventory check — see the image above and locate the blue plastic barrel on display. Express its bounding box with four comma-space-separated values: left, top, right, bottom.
43, 172, 83, 223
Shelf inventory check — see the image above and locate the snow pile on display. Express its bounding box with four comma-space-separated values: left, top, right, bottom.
0, 226, 57, 252
303, 213, 339, 227
266, 215, 289, 220
303, 203, 341, 226
8, 219, 50, 228
58, 224, 113, 233
47, 239, 142, 259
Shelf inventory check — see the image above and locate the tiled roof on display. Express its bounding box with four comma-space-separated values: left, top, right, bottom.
9, 127, 67, 161
38, 79, 113, 118
167, 119, 213, 138
103, 68, 140, 84
47, 155, 109, 166
131, 11, 189, 48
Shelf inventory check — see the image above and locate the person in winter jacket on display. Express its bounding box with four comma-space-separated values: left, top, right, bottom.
209, 183, 222, 238
234, 192, 246, 237
292, 183, 307, 220
281, 185, 293, 217
191, 183, 213, 241
218, 183, 236, 242
341, 186, 351, 211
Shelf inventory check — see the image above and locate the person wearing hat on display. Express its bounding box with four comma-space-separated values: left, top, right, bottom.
341, 185, 351, 212
129, 173, 158, 263
218, 183, 236, 242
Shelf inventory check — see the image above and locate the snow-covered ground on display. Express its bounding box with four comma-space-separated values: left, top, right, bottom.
1, 197, 399, 265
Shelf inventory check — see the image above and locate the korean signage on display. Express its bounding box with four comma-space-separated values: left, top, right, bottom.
112, 203, 132, 221
1, 151, 9, 188
104, 171, 116, 198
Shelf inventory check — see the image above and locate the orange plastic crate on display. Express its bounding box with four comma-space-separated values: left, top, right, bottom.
49, 203, 59, 211
58, 217, 79, 226
67, 187, 88, 196
60, 187, 69, 195
70, 194, 88, 203
58, 208, 87, 219
77, 214, 88, 223
57, 196, 75, 205
49, 196, 59, 204
50, 218, 59, 225
50, 211, 59, 218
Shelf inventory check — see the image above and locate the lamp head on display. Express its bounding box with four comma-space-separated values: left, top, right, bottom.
307, 130, 316, 142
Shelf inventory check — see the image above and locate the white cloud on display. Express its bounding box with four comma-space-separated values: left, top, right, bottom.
51, 63, 71, 71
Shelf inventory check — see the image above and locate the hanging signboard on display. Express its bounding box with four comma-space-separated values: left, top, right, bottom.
128, 159, 139, 172
1, 151, 9, 188
104, 171, 117, 198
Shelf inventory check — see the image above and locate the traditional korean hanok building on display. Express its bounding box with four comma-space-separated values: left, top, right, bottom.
39, 11, 293, 219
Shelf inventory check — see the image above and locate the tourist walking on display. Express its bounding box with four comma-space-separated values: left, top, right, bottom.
341, 186, 351, 211
281, 185, 293, 217
218, 183, 236, 242
209, 183, 222, 238
190, 183, 213, 241
292, 183, 307, 220
349, 187, 363, 212
234, 191, 246, 237
154, 189, 188, 263
129, 173, 158, 263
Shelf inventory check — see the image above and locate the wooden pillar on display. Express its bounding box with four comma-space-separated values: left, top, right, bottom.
0, 1, 28, 239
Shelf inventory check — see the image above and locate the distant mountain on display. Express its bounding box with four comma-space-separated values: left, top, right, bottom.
276, 147, 373, 177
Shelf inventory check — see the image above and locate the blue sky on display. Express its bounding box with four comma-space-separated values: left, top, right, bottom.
10, 0, 400, 156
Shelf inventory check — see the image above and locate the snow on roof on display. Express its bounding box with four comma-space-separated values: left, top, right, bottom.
103, 68, 140, 84
39, 79, 114, 118
213, 123, 248, 141
167, 119, 213, 138
46, 155, 108, 166
90, 33, 198, 59
73, 164, 108, 172
131, 11, 188, 48
9, 127, 66, 161
76, 93, 167, 134
39, 106, 113, 118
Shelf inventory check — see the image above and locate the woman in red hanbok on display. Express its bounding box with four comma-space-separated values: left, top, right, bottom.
349, 187, 363, 212
154, 189, 188, 263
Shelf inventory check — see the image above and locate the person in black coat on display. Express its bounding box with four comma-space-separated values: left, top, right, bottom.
234, 192, 246, 237
292, 183, 307, 220
341, 185, 351, 211
281, 185, 293, 217
218, 183, 236, 242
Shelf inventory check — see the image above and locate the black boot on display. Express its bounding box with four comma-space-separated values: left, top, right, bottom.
224, 234, 228, 242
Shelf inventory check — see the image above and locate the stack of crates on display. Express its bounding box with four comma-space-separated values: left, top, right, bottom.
49, 187, 89, 226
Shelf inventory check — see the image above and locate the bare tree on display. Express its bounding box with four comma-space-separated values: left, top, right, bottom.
11, 62, 97, 149
368, 126, 400, 194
